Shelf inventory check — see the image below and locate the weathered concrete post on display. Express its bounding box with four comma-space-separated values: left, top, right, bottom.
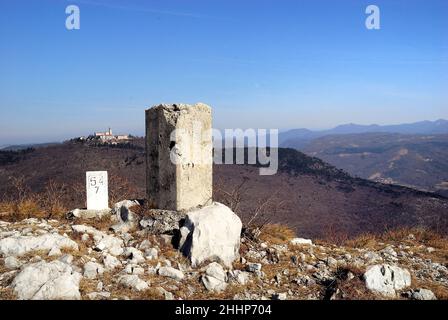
145, 103, 212, 211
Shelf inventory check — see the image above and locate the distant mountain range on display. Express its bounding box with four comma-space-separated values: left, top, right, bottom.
280, 119, 448, 149
279, 119, 448, 194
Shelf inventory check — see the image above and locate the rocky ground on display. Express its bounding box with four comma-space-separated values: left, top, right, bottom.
0, 203, 447, 300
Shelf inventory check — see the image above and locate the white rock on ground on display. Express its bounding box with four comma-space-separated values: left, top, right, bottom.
156, 287, 174, 300
59, 254, 73, 265
118, 275, 149, 291
0, 233, 78, 257
11, 260, 82, 300
290, 238, 313, 246
229, 270, 250, 285
110, 200, 139, 233
180, 202, 242, 268
363, 264, 411, 297
102, 253, 122, 270
144, 248, 158, 260
202, 262, 227, 292
67, 208, 111, 219
123, 247, 145, 264
72, 224, 124, 256
124, 264, 145, 275
158, 266, 184, 281
48, 247, 62, 257
83, 261, 105, 279
411, 288, 437, 300
4, 256, 22, 269
87, 292, 111, 300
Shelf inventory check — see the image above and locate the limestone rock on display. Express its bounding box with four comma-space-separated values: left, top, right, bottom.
87, 292, 111, 300
4, 256, 22, 269
290, 238, 313, 246
156, 287, 174, 300
202, 262, 227, 292
83, 261, 105, 279
102, 253, 121, 270
144, 248, 158, 260
59, 254, 73, 265
123, 247, 145, 264
158, 266, 184, 281
110, 200, 140, 233
229, 270, 250, 285
72, 224, 123, 256
246, 263, 262, 273
124, 264, 145, 275
180, 202, 242, 268
48, 247, 62, 257
139, 209, 185, 235
363, 264, 411, 297
66, 208, 110, 220
11, 260, 82, 300
410, 288, 437, 300
0, 233, 78, 257
118, 275, 149, 291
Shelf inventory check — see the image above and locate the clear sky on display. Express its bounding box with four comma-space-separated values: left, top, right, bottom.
0, 0, 447, 145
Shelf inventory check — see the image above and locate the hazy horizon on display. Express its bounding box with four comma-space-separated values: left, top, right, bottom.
1, 0, 447, 145
1, 117, 447, 147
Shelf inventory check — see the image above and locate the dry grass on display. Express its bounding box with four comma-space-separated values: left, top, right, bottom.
0, 287, 16, 300
259, 224, 296, 244
108, 174, 138, 206
0, 178, 68, 222
343, 233, 378, 249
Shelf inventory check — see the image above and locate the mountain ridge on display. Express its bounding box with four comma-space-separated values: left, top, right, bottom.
280, 119, 448, 149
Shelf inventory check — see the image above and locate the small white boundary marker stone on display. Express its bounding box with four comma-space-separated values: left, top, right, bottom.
86, 171, 109, 210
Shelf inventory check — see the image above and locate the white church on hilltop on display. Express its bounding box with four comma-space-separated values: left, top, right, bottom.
94, 128, 129, 142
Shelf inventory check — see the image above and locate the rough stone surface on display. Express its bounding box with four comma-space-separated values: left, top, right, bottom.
11, 260, 82, 300
145, 103, 212, 211
180, 202, 242, 268
66, 208, 110, 220
156, 287, 174, 300
290, 238, 313, 246
102, 253, 121, 270
4, 256, 22, 269
202, 262, 227, 292
124, 264, 145, 275
72, 224, 123, 256
158, 266, 185, 281
410, 288, 437, 300
87, 292, 111, 300
246, 263, 262, 273
118, 275, 149, 291
0, 233, 78, 257
363, 264, 411, 297
83, 261, 105, 279
229, 270, 250, 285
139, 209, 185, 235
123, 247, 145, 264
110, 200, 140, 233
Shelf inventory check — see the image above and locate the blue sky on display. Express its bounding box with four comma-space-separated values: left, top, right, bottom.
0, 0, 447, 144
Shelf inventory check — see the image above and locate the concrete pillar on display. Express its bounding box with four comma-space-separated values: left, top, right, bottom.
145, 103, 212, 211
